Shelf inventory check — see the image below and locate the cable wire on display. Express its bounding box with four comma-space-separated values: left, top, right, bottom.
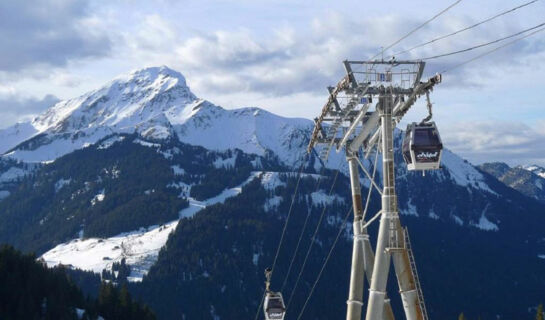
285, 165, 342, 310
280, 165, 327, 292
296, 205, 353, 320
421, 21, 545, 60
370, 0, 463, 60
392, 0, 540, 57
362, 138, 381, 221
441, 24, 545, 73
296, 146, 381, 319
253, 153, 310, 320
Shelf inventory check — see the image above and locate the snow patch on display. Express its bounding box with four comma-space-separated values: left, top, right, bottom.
471, 214, 499, 231
140, 124, 171, 140
6, 127, 113, 163
470, 204, 499, 231
0, 167, 27, 183
179, 172, 260, 219
55, 178, 72, 192
260, 172, 286, 191
213, 154, 237, 169
310, 191, 344, 206
264, 196, 282, 212
251, 157, 263, 169
133, 139, 161, 148
171, 165, 185, 176
98, 135, 125, 149
441, 150, 497, 195
210, 305, 220, 320
428, 209, 439, 220
259, 171, 322, 191
452, 215, 464, 226
91, 189, 105, 206
42, 222, 178, 282
538, 254, 545, 259
401, 198, 419, 217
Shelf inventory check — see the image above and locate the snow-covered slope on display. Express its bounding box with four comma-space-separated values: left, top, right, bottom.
1, 66, 499, 200
0, 66, 311, 166
0, 66, 493, 196
480, 162, 545, 202
172, 104, 311, 167
42, 172, 261, 281
0, 122, 38, 154
522, 165, 545, 179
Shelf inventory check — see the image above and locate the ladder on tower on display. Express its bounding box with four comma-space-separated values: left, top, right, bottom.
319, 85, 370, 160
404, 228, 429, 320
319, 99, 356, 160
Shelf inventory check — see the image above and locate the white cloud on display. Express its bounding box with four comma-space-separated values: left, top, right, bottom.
1, 1, 544, 166
0, 0, 112, 74
0, 94, 59, 129
109, 9, 545, 100
442, 120, 545, 166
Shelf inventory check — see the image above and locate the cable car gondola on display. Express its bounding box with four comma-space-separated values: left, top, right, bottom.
402, 121, 443, 171
263, 268, 286, 320
264, 292, 286, 320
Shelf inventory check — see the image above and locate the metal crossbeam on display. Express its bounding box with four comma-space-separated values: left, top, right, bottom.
306, 59, 442, 320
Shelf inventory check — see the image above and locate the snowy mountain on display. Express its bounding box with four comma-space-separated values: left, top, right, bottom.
522, 164, 545, 179
0, 66, 310, 166
479, 162, 545, 202
1, 66, 495, 193
0, 66, 544, 319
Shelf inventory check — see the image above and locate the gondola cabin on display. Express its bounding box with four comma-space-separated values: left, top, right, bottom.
263, 292, 286, 320
402, 122, 443, 171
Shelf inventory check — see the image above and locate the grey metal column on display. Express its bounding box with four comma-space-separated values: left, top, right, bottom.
392, 247, 422, 320
347, 151, 395, 320
365, 92, 395, 320
346, 154, 365, 320
361, 227, 396, 320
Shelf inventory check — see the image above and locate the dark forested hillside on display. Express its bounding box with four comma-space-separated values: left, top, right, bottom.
0, 245, 155, 320
0, 134, 281, 254
0, 135, 544, 319
131, 167, 545, 320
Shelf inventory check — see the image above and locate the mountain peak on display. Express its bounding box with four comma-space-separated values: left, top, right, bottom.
30, 66, 197, 134
124, 65, 189, 88
520, 164, 545, 179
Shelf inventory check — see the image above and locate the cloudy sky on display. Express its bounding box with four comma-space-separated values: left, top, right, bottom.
1, 0, 544, 166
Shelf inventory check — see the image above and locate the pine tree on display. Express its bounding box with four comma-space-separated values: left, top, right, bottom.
537, 304, 544, 320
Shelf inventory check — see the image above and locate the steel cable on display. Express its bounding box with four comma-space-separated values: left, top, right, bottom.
280, 164, 327, 292
295, 146, 381, 319
285, 164, 342, 310
440, 24, 545, 73
392, 0, 540, 57
370, 0, 463, 60
296, 205, 353, 320
421, 22, 545, 60
253, 152, 310, 320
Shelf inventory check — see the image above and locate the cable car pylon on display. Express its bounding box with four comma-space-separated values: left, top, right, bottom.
307, 59, 442, 320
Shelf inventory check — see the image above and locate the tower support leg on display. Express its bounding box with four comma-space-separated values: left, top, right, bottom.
346, 154, 365, 320
346, 153, 396, 320
364, 91, 425, 320
365, 92, 396, 320
392, 229, 424, 320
